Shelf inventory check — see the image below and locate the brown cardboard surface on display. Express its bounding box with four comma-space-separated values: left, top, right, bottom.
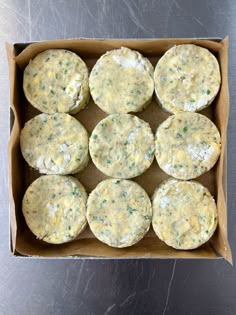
7, 38, 232, 263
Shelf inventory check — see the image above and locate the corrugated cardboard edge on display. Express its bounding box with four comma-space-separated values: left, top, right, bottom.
6, 37, 232, 263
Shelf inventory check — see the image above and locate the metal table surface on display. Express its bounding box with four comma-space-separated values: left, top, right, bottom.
0, 1, 236, 314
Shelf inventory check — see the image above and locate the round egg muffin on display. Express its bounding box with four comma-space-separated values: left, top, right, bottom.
22, 175, 87, 244
87, 179, 152, 248
152, 178, 218, 250
20, 113, 89, 175
89, 114, 155, 179
89, 47, 154, 114
155, 112, 221, 180
23, 49, 90, 114
154, 44, 221, 113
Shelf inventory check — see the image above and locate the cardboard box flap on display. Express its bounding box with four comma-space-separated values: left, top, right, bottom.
15, 230, 219, 259
6, 43, 18, 253
210, 37, 232, 264
15, 38, 223, 70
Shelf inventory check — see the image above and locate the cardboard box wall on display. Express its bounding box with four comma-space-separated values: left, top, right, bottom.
6, 37, 232, 263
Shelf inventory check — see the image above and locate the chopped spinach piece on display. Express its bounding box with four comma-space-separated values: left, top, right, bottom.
127, 206, 138, 215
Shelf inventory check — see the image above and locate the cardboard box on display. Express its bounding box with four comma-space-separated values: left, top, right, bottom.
7, 37, 232, 263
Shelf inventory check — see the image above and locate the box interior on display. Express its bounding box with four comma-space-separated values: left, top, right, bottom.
7, 38, 232, 262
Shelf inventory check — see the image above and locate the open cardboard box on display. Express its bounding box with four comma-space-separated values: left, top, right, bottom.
7, 37, 232, 263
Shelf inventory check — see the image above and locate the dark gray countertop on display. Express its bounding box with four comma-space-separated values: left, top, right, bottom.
0, 1, 236, 314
